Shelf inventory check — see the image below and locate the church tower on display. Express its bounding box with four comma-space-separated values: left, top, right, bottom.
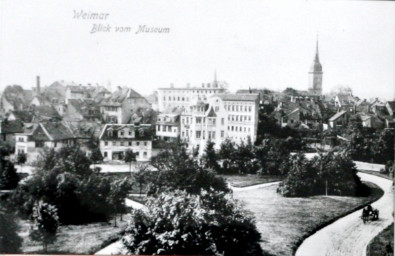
308, 39, 323, 95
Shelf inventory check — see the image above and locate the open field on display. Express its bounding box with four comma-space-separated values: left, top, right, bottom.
233, 181, 383, 256
17, 215, 130, 254
220, 174, 283, 187
367, 223, 394, 256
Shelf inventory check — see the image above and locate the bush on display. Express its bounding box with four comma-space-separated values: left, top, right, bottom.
122, 190, 264, 256
282, 152, 366, 197
10, 146, 129, 224
0, 158, 20, 190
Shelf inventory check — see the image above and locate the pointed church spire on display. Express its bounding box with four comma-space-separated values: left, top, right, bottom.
315, 35, 320, 62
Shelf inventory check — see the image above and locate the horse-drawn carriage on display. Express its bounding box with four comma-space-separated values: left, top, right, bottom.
361, 205, 379, 224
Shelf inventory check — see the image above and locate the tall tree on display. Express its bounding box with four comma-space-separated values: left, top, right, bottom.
29, 201, 59, 252
202, 140, 220, 172
16, 152, 27, 167
124, 149, 136, 173
90, 148, 103, 168
0, 158, 20, 190
0, 209, 22, 253
132, 164, 150, 195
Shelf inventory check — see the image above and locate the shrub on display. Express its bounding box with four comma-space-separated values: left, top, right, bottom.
122, 190, 264, 256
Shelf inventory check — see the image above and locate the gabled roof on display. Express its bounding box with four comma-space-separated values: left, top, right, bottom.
207, 107, 217, 117
30, 122, 75, 141
99, 124, 153, 141
34, 106, 61, 120
387, 101, 395, 111
11, 110, 34, 123
329, 110, 347, 121
100, 87, 146, 105
1, 119, 24, 134
68, 99, 101, 118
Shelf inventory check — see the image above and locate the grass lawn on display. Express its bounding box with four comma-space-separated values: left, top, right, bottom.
18, 215, 130, 254
233, 181, 383, 256
220, 174, 283, 187
367, 223, 394, 256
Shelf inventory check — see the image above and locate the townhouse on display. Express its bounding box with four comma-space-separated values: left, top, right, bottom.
99, 123, 153, 161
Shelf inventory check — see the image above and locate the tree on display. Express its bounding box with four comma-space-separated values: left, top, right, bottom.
122, 190, 263, 256
124, 149, 136, 173
107, 178, 130, 226
29, 201, 59, 252
90, 148, 103, 168
132, 164, 150, 195
281, 152, 366, 197
202, 140, 220, 172
10, 146, 118, 224
149, 143, 229, 195
0, 210, 22, 253
16, 152, 27, 172
0, 158, 20, 190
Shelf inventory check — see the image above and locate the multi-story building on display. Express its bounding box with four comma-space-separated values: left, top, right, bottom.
100, 87, 150, 124
180, 93, 259, 154
99, 123, 153, 161
157, 78, 227, 112
156, 106, 184, 142
14, 122, 76, 163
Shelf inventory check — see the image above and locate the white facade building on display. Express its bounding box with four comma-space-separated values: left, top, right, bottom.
99, 123, 153, 161
156, 107, 184, 142
180, 93, 259, 154
157, 80, 226, 112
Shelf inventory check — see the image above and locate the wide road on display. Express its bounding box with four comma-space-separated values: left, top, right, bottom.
295, 172, 393, 256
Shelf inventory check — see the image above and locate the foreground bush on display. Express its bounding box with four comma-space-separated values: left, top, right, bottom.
122, 190, 264, 256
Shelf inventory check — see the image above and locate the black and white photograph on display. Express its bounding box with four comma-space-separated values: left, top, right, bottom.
0, 1, 394, 255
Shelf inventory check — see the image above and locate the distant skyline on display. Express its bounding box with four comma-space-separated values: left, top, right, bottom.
0, 0, 394, 100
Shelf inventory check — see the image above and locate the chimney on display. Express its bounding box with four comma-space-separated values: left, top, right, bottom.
36, 76, 41, 95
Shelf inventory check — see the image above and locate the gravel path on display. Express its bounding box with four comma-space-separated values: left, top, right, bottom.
295, 172, 394, 256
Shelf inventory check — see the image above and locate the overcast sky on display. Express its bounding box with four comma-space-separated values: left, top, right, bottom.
0, 0, 394, 100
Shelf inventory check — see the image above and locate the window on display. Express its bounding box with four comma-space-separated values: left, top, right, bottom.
143, 152, 147, 157
215, 106, 219, 111
157, 125, 160, 131
196, 131, 201, 139
128, 141, 132, 146
249, 106, 252, 112
221, 118, 224, 125
120, 131, 124, 136
212, 131, 216, 140
112, 141, 116, 146
137, 142, 140, 146
221, 131, 225, 138
35, 141, 44, 148
196, 117, 202, 124
105, 141, 108, 146
144, 142, 147, 146
54, 142, 57, 148
18, 137, 24, 142
120, 141, 124, 146
104, 152, 108, 157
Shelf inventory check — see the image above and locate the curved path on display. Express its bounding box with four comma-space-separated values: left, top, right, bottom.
295, 172, 393, 256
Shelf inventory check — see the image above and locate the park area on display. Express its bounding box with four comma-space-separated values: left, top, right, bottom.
233, 181, 383, 256
16, 215, 129, 254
